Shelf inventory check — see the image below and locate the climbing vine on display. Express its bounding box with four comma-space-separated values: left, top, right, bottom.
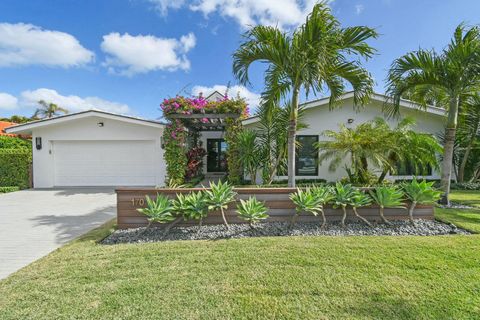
163, 119, 187, 186
224, 117, 243, 185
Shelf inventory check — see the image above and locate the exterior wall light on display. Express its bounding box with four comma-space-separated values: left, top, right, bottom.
98, 122, 104, 127
347, 118, 354, 124
35, 137, 42, 150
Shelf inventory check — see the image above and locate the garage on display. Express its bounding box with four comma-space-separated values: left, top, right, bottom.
5, 110, 165, 188
53, 140, 157, 186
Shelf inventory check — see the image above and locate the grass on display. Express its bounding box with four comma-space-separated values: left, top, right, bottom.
435, 190, 480, 233
1, 191, 480, 319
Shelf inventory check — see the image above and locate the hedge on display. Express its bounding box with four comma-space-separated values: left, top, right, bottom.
0, 148, 32, 189
0, 186, 20, 193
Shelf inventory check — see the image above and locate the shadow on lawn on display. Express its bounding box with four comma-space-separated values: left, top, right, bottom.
29, 205, 116, 244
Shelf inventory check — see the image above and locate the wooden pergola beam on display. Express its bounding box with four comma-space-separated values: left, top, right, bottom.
167, 113, 240, 119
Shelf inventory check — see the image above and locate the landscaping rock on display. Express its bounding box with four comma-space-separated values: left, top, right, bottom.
102, 220, 470, 245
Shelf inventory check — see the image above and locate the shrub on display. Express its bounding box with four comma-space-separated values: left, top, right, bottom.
185, 146, 206, 180
369, 186, 405, 225
290, 186, 332, 228
137, 194, 176, 231
0, 136, 31, 149
163, 120, 188, 186
237, 197, 268, 228
450, 182, 480, 190
348, 190, 373, 227
332, 182, 355, 227
0, 149, 32, 189
402, 178, 441, 223
205, 180, 237, 229
174, 191, 209, 228
0, 186, 20, 193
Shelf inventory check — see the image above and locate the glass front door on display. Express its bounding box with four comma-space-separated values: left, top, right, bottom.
207, 139, 227, 172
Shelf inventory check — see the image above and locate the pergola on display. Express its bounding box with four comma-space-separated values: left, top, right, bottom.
166, 113, 241, 131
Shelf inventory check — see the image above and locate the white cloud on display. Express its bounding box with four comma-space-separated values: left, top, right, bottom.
101, 32, 196, 76
355, 4, 364, 15
0, 93, 18, 110
20, 88, 130, 114
148, 0, 321, 29
0, 23, 94, 68
192, 84, 260, 109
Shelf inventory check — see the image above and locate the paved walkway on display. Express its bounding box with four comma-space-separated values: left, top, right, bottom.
0, 188, 116, 280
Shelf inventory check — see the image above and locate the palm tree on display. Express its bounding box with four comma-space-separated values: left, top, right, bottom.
457, 95, 480, 182
33, 100, 69, 119
386, 24, 480, 204
233, 2, 377, 187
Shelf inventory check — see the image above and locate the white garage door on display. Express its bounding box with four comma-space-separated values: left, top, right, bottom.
53, 140, 157, 186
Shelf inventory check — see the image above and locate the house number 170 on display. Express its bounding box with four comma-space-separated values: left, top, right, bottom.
131, 198, 145, 206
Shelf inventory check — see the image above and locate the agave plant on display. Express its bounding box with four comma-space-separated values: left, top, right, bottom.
174, 191, 209, 229
349, 190, 373, 227
402, 178, 442, 223
369, 186, 405, 225
290, 186, 332, 228
137, 194, 176, 232
205, 180, 237, 229
332, 182, 355, 227
237, 196, 269, 228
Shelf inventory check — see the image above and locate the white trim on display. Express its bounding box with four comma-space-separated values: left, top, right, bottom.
5, 110, 164, 134
242, 91, 446, 125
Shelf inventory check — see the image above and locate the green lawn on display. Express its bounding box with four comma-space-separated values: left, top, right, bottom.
1, 192, 480, 319
435, 190, 480, 233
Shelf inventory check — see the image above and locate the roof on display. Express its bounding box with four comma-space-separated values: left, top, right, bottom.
0, 121, 18, 136
205, 91, 225, 102
5, 110, 165, 135
242, 91, 446, 125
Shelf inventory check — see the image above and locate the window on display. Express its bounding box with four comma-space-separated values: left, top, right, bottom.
296, 135, 319, 176
207, 139, 227, 172
394, 161, 432, 176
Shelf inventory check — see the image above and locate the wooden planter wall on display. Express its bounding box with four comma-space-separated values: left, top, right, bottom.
116, 187, 434, 229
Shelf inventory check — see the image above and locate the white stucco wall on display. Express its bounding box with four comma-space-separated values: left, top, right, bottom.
31, 115, 165, 188
244, 97, 445, 182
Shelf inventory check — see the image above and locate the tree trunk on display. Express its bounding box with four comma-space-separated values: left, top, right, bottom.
408, 201, 417, 224
319, 208, 326, 228
287, 87, 300, 188
162, 217, 183, 237
379, 206, 391, 225
341, 205, 347, 227
440, 97, 460, 205
220, 207, 229, 230
458, 135, 476, 182
290, 212, 298, 229
352, 207, 372, 227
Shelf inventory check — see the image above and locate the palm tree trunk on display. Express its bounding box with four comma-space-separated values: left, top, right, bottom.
440, 97, 460, 205
287, 87, 300, 188
220, 207, 229, 230
352, 207, 372, 227
458, 131, 477, 182
408, 201, 417, 224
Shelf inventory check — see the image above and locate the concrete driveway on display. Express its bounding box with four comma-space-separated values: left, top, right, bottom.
0, 188, 116, 280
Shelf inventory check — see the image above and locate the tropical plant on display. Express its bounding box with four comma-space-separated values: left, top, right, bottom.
136, 194, 176, 231
233, 2, 377, 187
290, 186, 332, 228
237, 129, 262, 184
237, 196, 269, 228
386, 23, 480, 204
174, 191, 209, 229
205, 180, 237, 229
402, 178, 442, 223
33, 100, 68, 119
369, 186, 405, 224
456, 94, 480, 182
332, 182, 355, 227
317, 117, 442, 185
348, 190, 373, 227
185, 146, 206, 180
163, 120, 188, 186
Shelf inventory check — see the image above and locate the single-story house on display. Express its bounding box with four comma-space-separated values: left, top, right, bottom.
5, 92, 445, 188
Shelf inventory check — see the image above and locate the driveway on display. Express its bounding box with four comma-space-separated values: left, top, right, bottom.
0, 188, 116, 280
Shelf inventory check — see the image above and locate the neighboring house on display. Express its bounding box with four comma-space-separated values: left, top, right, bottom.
5, 92, 446, 188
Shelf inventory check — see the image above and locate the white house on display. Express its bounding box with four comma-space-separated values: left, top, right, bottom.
6, 92, 446, 188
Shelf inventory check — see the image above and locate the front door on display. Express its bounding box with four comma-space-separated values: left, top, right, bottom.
207, 139, 227, 172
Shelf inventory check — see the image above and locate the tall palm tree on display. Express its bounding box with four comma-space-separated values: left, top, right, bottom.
33, 100, 69, 119
457, 94, 480, 182
386, 24, 480, 204
233, 2, 377, 187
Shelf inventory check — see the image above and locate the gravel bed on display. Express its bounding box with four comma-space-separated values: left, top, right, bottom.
102, 220, 470, 244
438, 202, 475, 209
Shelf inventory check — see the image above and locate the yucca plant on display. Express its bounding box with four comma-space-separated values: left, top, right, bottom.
205, 180, 237, 229
349, 190, 373, 227
402, 178, 442, 223
369, 186, 405, 225
237, 196, 269, 228
137, 194, 176, 232
174, 191, 209, 229
332, 182, 355, 227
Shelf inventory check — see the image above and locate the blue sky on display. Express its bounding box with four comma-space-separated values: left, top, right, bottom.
0, 0, 479, 119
